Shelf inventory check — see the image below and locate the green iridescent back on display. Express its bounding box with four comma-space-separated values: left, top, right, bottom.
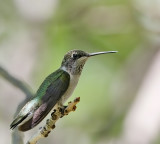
35, 69, 69, 100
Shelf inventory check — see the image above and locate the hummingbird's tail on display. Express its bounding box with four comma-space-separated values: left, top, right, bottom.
10, 114, 29, 130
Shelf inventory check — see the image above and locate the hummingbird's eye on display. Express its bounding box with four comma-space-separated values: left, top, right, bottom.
72, 53, 80, 59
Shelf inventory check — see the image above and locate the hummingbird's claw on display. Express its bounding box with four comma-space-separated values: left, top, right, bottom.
59, 106, 67, 116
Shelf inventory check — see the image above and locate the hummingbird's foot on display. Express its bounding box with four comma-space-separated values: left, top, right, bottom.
58, 106, 67, 117
27, 97, 80, 144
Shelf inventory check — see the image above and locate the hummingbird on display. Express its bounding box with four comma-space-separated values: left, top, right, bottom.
10, 50, 117, 132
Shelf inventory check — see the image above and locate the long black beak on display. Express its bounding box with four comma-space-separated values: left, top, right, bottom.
89, 51, 118, 57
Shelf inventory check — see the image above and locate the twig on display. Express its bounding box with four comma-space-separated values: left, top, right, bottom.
26, 97, 80, 144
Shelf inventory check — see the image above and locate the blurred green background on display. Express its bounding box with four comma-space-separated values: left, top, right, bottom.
0, 0, 160, 144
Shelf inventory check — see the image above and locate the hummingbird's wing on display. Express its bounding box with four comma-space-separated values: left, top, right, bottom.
18, 69, 70, 131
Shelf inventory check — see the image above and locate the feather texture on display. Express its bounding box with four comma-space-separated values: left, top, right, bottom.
10, 69, 70, 131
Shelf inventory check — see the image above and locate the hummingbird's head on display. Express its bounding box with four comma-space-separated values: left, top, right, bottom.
61, 50, 89, 75
61, 50, 118, 75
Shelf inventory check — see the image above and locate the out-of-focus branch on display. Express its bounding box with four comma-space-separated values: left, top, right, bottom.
0, 66, 33, 99
12, 129, 24, 144
0, 66, 33, 144
119, 50, 160, 144
27, 97, 80, 144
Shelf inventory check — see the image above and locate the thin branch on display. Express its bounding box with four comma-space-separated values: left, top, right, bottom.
0, 66, 33, 144
0, 66, 33, 98
27, 97, 80, 144
12, 129, 24, 144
